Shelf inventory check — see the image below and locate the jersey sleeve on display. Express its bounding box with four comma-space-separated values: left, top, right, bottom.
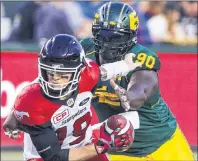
80, 38, 97, 61
80, 38, 93, 51
126, 45, 161, 80
13, 85, 47, 126
133, 45, 161, 71
134, 51, 161, 71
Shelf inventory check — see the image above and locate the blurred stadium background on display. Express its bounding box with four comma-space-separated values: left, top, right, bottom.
1, 1, 197, 161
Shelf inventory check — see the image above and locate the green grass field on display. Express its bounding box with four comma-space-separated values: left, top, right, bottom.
1, 150, 197, 161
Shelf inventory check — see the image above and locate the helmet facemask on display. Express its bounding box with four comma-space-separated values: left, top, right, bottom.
38, 34, 86, 99
38, 58, 83, 99
92, 27, 137, 63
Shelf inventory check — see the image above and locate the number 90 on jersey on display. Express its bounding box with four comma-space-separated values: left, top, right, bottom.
135, 53, 156, 69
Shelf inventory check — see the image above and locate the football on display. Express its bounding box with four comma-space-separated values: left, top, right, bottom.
106, 115, 127, 134
106, 115, 134, 152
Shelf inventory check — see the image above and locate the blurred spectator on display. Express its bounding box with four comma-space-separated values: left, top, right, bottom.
2, 2, 24, 22
1, 2, 5, 17
8, 1, 74, 46
163, 3, 187, 45
145, 2, 167, 43
134, 2, 153, 44
179, 1, 197, 45
1, 2, 12, 42
3, 1, 197, 46
147, 1, 197, 45
8, 1, 41, 42
63, 2, 92, 39
76, 1, 106, 38
34, 2, 74, 47
78, 1, 105, 20
63, 2, 85, 31
147, 2, 185, 44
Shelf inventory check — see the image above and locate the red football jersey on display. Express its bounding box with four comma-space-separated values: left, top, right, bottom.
13, 59, 100, 148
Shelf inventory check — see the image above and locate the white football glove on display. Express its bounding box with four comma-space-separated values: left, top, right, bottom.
123, 53, 141, 71
100, 53, 141, 81
4, 129, 21, 139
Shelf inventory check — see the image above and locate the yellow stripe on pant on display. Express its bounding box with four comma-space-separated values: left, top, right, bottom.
110, 126, 195, 161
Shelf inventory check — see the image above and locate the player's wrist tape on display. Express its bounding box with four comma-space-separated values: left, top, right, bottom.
100, 60, 129, 81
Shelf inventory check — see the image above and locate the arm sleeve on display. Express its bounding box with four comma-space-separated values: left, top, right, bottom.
25, 121, 69, 161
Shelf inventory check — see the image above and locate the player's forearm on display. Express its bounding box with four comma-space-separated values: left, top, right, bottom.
3, 109, 18, 131
69, 144, 98, 161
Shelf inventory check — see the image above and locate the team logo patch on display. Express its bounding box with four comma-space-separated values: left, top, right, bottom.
67, 98, 74, 107
95, 145, 105, 154
14, 110, 29, 120
79, 97, 90, 106
53, 109, 69, 124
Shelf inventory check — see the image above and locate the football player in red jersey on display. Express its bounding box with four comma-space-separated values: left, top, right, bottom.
3, 34, 140, 161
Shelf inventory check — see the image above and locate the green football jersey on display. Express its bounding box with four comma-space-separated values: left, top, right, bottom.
80, 38, 177, 156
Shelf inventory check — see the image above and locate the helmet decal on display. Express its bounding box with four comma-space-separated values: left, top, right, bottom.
129, 11, 139, 31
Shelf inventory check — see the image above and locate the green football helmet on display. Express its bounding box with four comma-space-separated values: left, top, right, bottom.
92, 2, 139, 62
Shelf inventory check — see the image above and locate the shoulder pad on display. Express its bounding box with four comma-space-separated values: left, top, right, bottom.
128, 44, 161, 72
13, 83, 47, 126
79, 59, 100, 93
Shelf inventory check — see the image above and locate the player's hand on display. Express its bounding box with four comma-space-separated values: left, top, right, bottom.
100, 53, 141, 81
3, 120, 21, 139
123, 53, 142, 71
110, 79, 130, 111
3, 110, 21, 139
4, 129, 21, 139
94, 115, 134, 154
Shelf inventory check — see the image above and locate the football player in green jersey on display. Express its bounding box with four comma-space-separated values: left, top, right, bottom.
80, 2, 195, 161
